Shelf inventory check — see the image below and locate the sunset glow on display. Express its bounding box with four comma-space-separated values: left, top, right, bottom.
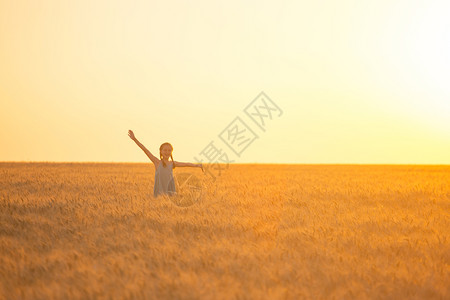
1, 0, 449, 164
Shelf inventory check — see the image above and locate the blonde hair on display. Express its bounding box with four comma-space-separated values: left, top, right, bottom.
159, 142, 175, 169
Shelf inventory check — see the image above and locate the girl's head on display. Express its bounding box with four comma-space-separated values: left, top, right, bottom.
159, 142, 175, 168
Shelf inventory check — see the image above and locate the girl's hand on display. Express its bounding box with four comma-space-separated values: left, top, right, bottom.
128, 130, 136, 140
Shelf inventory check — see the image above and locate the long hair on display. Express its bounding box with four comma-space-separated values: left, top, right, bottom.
159, 142, 175, 169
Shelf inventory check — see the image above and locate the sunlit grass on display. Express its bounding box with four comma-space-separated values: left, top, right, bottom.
0, 163, 448, 299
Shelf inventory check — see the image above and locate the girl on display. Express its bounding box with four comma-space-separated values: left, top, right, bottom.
128, 130, 203, 198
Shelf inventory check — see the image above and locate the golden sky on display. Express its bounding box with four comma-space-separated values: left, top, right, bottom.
1, 0, 449, 164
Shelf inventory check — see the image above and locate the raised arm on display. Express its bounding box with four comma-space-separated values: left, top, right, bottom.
128, 130, 159, 165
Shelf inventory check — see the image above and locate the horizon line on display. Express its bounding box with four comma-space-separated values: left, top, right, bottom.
0, 161, 449, 166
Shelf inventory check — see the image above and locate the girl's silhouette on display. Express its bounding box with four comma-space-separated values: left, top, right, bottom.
128, 130, 203, 197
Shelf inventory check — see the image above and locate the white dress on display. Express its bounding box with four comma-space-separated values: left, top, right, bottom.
153, 161, 176, 197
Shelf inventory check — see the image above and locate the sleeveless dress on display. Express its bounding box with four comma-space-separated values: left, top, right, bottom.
154, 161, 176, 197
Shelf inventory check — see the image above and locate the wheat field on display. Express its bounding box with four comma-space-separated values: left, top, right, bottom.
0, 162, 449, 299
